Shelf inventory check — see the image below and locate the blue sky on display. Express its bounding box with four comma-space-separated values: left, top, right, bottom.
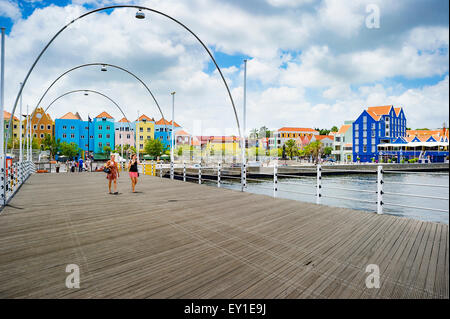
0, 0, 448, 133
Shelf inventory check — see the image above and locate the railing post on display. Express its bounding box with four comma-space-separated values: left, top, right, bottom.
377, 165, 383, 214
170, 161, 174, 180
316, 164, 322, 204
273, 163, 278, 198
198, 162, 202, 185
183, 161, 186, 182
241, 162, 247, 192
217, 162, 221, 188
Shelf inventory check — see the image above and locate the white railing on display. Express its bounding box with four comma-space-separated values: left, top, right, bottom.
1, 160, 35, 207
163, 163, 449, 217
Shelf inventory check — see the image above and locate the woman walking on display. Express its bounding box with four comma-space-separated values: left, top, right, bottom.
127, 153, 139, 193
105, 154, 119, 194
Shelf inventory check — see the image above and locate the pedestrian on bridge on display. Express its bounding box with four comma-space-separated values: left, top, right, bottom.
105, 154, 119, 195
127, 153, 140, 193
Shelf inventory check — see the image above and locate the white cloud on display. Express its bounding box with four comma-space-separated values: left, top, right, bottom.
0, 0, 21, 21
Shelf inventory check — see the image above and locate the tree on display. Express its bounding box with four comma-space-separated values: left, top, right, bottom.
59, 142, 80, 160
102, 145, 112, 156
144, 138, 164, 157
259, 126, 270, 138
331, 126, 339, 132
177, 147, 183, 156
303, 140, 323, 163
249, 128, 259, 139
42, 134, 60, 159
323, 146, 333, 156
284, 139, 298, 159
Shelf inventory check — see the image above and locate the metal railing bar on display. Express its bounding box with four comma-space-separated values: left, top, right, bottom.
383, 202, 449, 213
322, 185, 377, 194
277, 173, 316, 178
321, 194, 376, 204
383, 191, 449, 201
384, 170, 449, 175
384, 181, 449, 188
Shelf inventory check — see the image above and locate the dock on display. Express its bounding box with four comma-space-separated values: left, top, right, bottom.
0, 172, 447, 298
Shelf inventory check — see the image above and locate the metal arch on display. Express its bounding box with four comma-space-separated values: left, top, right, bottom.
28, 89, 133, 142
7, 5, 241, 153
33, 62, 165, 123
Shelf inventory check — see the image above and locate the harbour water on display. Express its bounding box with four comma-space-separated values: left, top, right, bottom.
205, 172, 449, 225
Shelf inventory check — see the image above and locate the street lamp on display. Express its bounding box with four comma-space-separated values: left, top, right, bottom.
171, 91, 176, 164
136, 9, 145, 19
101, 64, 107, 72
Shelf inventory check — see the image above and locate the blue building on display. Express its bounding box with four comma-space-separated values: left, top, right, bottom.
352, 105, 407, 162
155, 118, 182, 149
93, 111, 115, 155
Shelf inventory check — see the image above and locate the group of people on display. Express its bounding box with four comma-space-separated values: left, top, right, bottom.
104, 154, 140, 195
61, 158, 92, 173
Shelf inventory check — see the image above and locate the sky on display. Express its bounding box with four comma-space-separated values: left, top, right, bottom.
0, 0, 448, 136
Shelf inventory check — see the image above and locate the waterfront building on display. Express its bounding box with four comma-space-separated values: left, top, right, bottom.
28, 107, 54, 146
352, 105, 407, 162
332, 121, 354, 162
175, 130, 191, 146
270, 127, 318, 147
135, 114, 154, 154
3, 111, 20, 143
115, 117, 135, 151
93, 111, 115, 156
314, 135, 334, 148
155, 118, 181, 150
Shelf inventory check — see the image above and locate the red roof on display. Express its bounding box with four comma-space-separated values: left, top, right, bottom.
169, 120, 181, 127
278, 127, 318, 133
315, 135, 334, 141
118, 117, 130, 123
155, 118, 171, 125
137, 114, 154, 122
338, 124, 351, 134
175, 130, 190, 136
59, 112, 81, 120
3, 110, 19, 121
95, 111, 113, 119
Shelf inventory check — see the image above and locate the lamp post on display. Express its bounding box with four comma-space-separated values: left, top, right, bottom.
19, 83, 23, 163
171, 92, 175, 163
241, 59, 247, 191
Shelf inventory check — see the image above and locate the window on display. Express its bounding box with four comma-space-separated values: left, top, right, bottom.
385, 117, 389, 122
81, 135, 85, 139
355, 146, 359, 153
125, 127, 129, 131
335, 137, 341, 142
363, 131, 367, 137
371, 145, 375, 153
371, 123, 375, 129
363, 145, 367, 153
40, 125, 44, 130
363, 123, 367, 130
140, 136, 143, 140
119, 134, 122, 139
33, 133, 37, 138
90, 136, 93, 139
371, 131, 375, 137
70, 126, 75, 130
63, 125, 67, 130
40, 134, 44, 138
127, 134, 130, 139
13, 134, 17, 138
354, 124, 359, 130
147, 136, 151, 140
147, 127, 151, 132
140, 127, 143, 132
355, 131, 359, 138
63, 134, 67, 138
106, 142, 110, 147
70, 134, 75, 138
106, 134, 110, 139
98, 134, 102, 139
33, 125, 37, 129
140, 144, 143, 148
355, 139, 359, 145
372, 138, 375, 144
98, 125, 102, 130
13, 124, 17, 129
99, 143, 102, 148
106, 126, 110, 130
5, 125, 8, 129
363, 138, 367, 145
363, 116, 367, 123
48, 125, 51, 130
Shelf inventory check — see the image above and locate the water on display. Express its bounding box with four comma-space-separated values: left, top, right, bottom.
204, 172, 449, 225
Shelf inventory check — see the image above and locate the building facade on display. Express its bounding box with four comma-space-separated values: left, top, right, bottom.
155, 118, 181, 150
29, 107, 54, 146
115, 117, 135, 150
135, 114, 154, 154
93, 111, 115, 155
332, 121, 353, 162
352, 105, 407, 162
269, 127, 318, 148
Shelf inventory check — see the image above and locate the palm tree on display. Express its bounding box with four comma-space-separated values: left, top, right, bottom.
284, 139, 298, 159
304, 141, 323, 164
249, 128, 259, 139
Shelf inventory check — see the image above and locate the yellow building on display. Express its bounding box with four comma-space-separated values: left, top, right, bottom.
205, 136, 242, 155
3, 111, 21, 143
135, 114, 155, 153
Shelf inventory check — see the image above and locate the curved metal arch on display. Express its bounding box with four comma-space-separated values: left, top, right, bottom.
28, 89, 133, 142
7, 5, 241, 152
33, 62, 165, 123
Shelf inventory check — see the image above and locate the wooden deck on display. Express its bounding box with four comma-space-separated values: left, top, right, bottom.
0, 172, 447, 299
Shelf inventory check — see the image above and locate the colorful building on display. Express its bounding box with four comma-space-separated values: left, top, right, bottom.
154, 118, 181, 150
269, 127, 319, 148
352, 105, 407, 162
93, 111, 115, 155
332, 121, 353, 162
135, 114, 154, 154
3, 110, 20, 143
28, 107, 54, 146
115, 117, 135, 150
